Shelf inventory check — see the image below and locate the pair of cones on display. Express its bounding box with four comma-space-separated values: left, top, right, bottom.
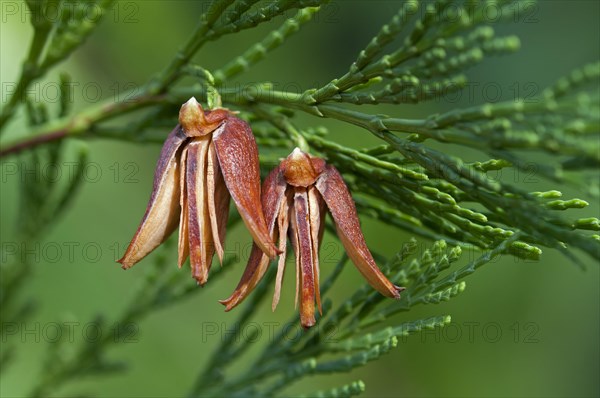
118, 98, 403, 328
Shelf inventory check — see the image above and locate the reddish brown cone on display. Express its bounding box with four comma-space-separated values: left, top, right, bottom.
220, 148, 404, 328
118, 98, 279, 284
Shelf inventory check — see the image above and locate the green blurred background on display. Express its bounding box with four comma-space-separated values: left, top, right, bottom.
1, 1, 598, 397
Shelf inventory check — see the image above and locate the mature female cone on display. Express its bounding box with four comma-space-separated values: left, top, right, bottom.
221, 148, 404, 328
118, 98, 279, 284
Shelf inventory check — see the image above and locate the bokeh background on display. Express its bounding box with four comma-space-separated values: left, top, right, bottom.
1, 1, 598, 397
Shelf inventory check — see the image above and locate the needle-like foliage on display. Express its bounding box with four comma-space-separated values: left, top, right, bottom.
0, 1, 598, 397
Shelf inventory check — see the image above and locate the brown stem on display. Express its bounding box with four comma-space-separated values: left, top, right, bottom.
0, 87, 310, 158
0, 130, 69, 157
0, 92, 168, 158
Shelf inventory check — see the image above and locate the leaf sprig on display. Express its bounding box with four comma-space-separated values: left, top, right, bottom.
1, 1, 598, 397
